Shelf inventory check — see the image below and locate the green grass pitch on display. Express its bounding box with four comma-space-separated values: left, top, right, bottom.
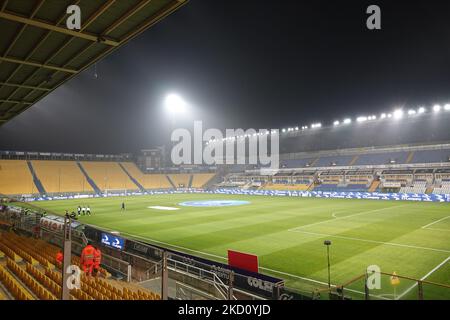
30, 194, 450, 299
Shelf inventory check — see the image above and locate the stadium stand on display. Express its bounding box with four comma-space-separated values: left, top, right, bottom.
411, 149, 450, 164
354, 152, 409, 165
0, 160, 35, 195
0, 231, 160, 300
264, 184, 310, 191
433, 181, 450, 195
80, 161, 139, 192
380, 170, 414, 191
400, 181, 427, 194
345, 170, 374, 185
280, 158, 317, 168
191, 173, 216, 188
314, 155, 354, 167
168, 174, 191, 188
31, 161, 93, 194
120, 162, 172, 189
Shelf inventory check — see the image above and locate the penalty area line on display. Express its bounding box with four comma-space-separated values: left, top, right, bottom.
395, 256, 450, 300
421, 215, 450, 230
288, 204, 409, 232
288, 230, 450, 253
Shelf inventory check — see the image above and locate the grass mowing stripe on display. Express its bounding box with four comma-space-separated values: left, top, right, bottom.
288, 230, 450, 253
396, 256, 450, 300
288, 204, 409, 231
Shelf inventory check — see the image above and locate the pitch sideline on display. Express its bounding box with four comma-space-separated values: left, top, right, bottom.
97, 227, 390, 300
421, 215, 450, 231
395, 256, 450, 300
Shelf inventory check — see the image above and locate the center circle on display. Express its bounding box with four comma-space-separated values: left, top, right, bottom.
178, 200, 251, 207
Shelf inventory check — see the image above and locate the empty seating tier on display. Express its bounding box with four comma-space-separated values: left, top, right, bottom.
31, 160, 93, 194
0, 231, 160, 300
191, 173, 215, 188
168, 174, 191, 188
0, 160, 35, 195
81, 161, 138, 191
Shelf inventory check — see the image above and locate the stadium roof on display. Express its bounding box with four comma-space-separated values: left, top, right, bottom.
0, 0, 187, 125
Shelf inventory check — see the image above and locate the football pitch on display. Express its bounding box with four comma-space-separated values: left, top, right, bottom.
30, 193, 450, 299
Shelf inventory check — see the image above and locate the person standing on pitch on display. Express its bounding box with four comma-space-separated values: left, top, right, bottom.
121, 202, 125, 211
86, 206, 91, 216
77, 205, 81, 217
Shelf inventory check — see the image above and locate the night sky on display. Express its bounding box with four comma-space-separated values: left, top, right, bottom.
1, 0, 450, 154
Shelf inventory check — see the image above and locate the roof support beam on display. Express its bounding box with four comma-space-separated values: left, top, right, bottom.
83, 0, 116, 31
0, 11, 120, 47
102, 0, 152, 36
0, 0, 82, 101
0, 56, 77, 73
0, 99, 32, 105
1, 0, 8, 12
0, 82, 50, 91
1, 1, 45, 62
120, 0, 188, 44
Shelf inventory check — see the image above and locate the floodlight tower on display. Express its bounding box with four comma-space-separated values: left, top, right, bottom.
163, 93, 189, 166
164, 93, 188, 126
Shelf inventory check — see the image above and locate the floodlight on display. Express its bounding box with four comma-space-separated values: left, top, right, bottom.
433, 104, 441, 113
393, 109, 404, 119
295, 127, 299, 131
444, 104, 450, 111
164, 94, 187, 115
282, 128, 286, 133
387, 113, 392, 118
380, 113, 386, 119
333, 120, 340, 126
408, 109, 416, 115
418, 107, 426, 114
343, 118, 351, 124
357, 116, 367, 122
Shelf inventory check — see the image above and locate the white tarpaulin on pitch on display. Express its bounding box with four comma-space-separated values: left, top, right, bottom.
148, 206, 179, 211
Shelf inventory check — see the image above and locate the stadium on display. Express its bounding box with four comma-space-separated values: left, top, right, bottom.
0, 0, 449, 304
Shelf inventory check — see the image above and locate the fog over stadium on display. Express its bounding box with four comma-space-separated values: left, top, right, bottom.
1, 0, 450, 154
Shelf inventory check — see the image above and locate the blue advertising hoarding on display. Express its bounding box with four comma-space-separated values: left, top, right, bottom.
101, 232, 125, 250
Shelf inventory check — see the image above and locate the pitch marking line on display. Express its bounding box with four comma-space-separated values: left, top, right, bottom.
421, 215, 450, 231
288, 204, 409, 232
288, 230, 450, 253
395, 256, 450, 300
100, 228, 390, 300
